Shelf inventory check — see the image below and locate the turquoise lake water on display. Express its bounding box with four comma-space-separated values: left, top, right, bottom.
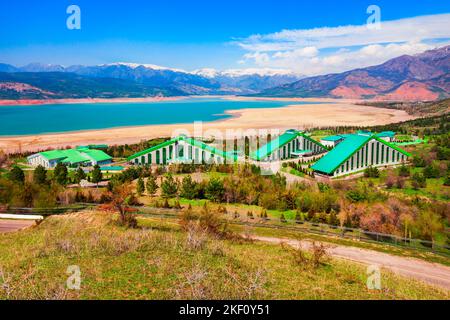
0, 98, 320, 136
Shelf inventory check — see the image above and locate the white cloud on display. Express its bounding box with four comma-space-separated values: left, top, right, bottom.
237, 14, 450, 52
235, 13, 450, 76
273, 46, 318, 59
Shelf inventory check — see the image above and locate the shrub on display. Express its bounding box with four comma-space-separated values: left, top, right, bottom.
346, 189, 367, 202
411, 172, 426, 189
398, 164, 410, 177
161, 173, 178, 198
9, 166, 25, 184
423, 165, 440, 179
136, 177, 145, 196
364, 166, 380, 178
205, 178, 224, 203
282, 240, 329, 270
146, 175, 158, 196
33, 165, 48, 185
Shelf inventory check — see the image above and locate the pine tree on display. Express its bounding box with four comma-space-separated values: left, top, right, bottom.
180, 175, 197, 199
91, 165, 103, 186
53, 163, 68, 185
136, 177, 145, 196
9, 166, 25, 184
161, 173, 178, 198
74, 167, 86, 184
146, 175, 158, 196
33, 165, 47, 185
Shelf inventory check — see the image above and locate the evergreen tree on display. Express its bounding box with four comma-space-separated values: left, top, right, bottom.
205, 178, 224, 203
74, 167, 86, 184
411, 172, 426, 189
54, 163, 68, 185
180, 175, 197, 199
398, 164, 410, 177
33, 165, 47, 185
136, 177, 145, 196
146, 175, 158, 196
161, 173, 178, 198
9, 166, 25, 184
91, 165, 103, 186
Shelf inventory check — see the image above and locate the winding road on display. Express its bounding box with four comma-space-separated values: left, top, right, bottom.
251, 235, 450, 291
0, 219, 36, 233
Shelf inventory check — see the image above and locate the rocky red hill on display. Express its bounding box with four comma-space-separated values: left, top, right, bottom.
258, 45, 450, 101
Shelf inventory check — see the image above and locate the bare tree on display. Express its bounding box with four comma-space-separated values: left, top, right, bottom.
109, 183, 137, 227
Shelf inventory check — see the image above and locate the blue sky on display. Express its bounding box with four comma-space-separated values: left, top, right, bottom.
0, 0, 449, 74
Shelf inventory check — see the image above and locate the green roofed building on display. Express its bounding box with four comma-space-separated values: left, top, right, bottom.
312, 132, 409, 178
251, 129, 328, 162
27, 147, 112, 168
127, 135, 237, 166
128, 130, 327, 167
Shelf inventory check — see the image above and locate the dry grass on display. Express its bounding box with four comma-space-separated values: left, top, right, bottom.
0, 211, 448, 300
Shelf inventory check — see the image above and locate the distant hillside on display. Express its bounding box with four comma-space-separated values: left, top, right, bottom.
0, 63, 301, 98
357, 98, 450, 116
0, 72, 184, 99
257, 45, 450, 101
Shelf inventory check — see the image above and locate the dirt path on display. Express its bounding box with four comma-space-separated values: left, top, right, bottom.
250, 235, 450, 291
0, 220, 36, 233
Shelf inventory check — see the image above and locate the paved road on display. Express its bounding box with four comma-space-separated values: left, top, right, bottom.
251, 235, 450, 291
0, 219, 36, 233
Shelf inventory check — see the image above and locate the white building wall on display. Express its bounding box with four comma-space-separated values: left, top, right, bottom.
333, 140, 407, 177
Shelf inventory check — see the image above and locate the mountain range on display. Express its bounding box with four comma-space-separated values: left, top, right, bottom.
0, 63, 301, 99
0, 45, 448, 101
257, 45, 450, 101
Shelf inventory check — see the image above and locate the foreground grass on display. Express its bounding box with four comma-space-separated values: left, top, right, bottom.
0, 211, 448, 300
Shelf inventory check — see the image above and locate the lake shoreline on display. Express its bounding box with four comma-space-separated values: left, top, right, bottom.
0, 95, 361, 107
0, 99, 415, 154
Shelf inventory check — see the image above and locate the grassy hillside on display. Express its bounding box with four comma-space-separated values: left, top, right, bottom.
0, 72, 185, 99
0, 211, 447, 300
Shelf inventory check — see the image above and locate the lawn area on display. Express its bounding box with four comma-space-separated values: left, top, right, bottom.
310, 129, 335, 141
0, 211, 448, 300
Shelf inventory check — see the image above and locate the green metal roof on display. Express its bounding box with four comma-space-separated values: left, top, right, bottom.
184, 137, 234, 160
39, 150, 70, 161
312, 134, 371, 174
251, 131, 298, 161
39, 148, 111, 165
312, 134, 410, 175
127, 136, 237, 162
356, 130, 372, 136
376, 131, 396, 138
321, 135, 344, 142
81, 149, 113, 162
127, 137, 181, 161
251, 130, 327, 161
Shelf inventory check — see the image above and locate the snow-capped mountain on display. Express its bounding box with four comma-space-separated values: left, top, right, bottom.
0, 62, 302, 95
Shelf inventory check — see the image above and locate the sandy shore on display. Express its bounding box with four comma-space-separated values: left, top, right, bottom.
0, 96, 187, 106
0, 99, 415, 153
